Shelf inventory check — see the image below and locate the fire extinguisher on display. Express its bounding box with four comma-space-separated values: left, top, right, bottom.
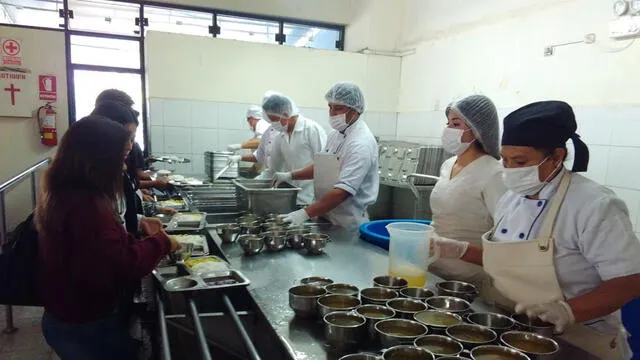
37, 103, 57, 146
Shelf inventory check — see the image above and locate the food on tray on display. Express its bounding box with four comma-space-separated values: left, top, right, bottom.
185, 257, 229, 277
158, 199, 185, 208
173, 213, 203, 227
172, 234, 206, 253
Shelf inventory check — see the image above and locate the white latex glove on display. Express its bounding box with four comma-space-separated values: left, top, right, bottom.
282, 209, 310, 226
515, 300, 575, 334
272, 172, 292, 187
227, 155, 241, 164
433, 236, 469, 259
227, 144, 242, 151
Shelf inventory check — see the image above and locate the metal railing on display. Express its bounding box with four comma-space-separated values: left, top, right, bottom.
0, 158, 51, 334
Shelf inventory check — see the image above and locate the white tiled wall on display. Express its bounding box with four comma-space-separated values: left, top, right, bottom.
148, 98, 399, 175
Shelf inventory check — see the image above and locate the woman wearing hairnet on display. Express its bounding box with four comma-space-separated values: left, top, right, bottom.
272, 82, 379, 228
429, 95, 506, 286
436, 101, 640, 359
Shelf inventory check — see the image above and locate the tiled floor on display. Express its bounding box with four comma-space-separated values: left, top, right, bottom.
0, 305, 59, 360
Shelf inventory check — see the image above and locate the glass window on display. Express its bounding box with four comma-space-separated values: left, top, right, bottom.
217, 15, 279, 44
68, 0, 140, 36
283, 23, 341, 50
145, 6, 212, 37
0, 0, 63, 29
70, 35, 140, 69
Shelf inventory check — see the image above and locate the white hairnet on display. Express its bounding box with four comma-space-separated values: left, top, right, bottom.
446, 95, 500, 160
246, 105, 263, 120
262, 93, 299, 119
325, 82, 366, 113
262, 90, 281, 105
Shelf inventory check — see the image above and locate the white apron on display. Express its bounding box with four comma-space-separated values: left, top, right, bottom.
482, 172, 627, 359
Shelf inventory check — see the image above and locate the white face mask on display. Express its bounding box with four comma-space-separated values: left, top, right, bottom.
502, 156, 558, 196
329, 113, 348, 132
441, 127, 474, 155
271, 121, 286, 132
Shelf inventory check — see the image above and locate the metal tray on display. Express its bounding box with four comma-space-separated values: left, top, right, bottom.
232, 179, 301, 216
153, 257, 250, 292
170, 234, 209, 256
165, 212, 206, 233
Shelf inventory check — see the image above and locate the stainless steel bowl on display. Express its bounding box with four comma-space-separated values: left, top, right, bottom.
373, 275, 409, 290
326, 283, 359, 297
425, 296, 471, 315
303, 233, 330, 255
237, 215, 262, 224
439, 357, 472, 360
414, 310, 463, 335
323, 311, 366, 350
165, 277, 199, 291
360, 287, 399, 305
300, 276, 333, 286
356, 304, 396, 342
386, 298, 428, 319
446, 324, 497, 350
317, 294, 361, 319
288, 285, 327, 318
239, 220, 262, 234
286, 229, 308, 249
264, 217, 287, 227
382, 345, 435, 360
500, 331, 559, 360
238, 234, 264, 255
436, 280, 479, 303
262, 223, 284, 232
470, 345, 531, 360
375, 318, 428, 348
262, 231, 287, 251
414, 334, 464, 357
216, 224, 241, 244
467, 312, 515, 335
511, 314, 555, 338
400, 287, 435, 301
339, 353, 380, 360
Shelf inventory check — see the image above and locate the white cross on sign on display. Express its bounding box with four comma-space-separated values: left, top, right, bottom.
0, 71, 34, 117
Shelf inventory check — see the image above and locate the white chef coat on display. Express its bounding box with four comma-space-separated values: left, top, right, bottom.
324, 119, 379, 226
493, 168, 640, 340
253, 125, 278, 179
267, 116, 327, 205
253, 119, 270, 139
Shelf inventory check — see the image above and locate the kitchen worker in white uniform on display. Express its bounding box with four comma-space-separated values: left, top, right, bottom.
436, 101, 640, 359
260, 93, 326, 205
273, 82, 379, 228
227, 105, 271, 151
429, 95, 506, 286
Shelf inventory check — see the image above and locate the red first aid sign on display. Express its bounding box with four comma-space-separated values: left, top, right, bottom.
1, 38, 22, 66
39, 75, 57, 101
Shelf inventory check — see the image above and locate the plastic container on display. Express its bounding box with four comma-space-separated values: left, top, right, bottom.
359, 219, 431, 250
386, 222, 437, 287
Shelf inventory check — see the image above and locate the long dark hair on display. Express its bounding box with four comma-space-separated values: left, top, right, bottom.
36, 116, 130, 235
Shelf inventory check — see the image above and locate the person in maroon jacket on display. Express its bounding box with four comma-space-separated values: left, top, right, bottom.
35, 116, 180, 360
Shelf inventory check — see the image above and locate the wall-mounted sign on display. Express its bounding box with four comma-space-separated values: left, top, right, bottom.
1, 38, 22, 66
38, 74, 56, 101
0, 70, 33, 117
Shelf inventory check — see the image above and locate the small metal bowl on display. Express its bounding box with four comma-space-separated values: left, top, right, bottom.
317, 294, 361, 319
375, 319, 428, 348
446, 324, 497, 350
237, 234, 264, 256
300, 276, 333, 286
382, 345, 435, 360
237, 215, 262, 224
324, 311, 367, 350
285, 229, 307, 249
439, 357, 472, 360
470, 345, 531, 360
467, 312, 515, 335
339, 353, 380, 360
216, 224, 241, 244
511, 314, 555, 338
303, 233, 330, 255
262, 224, 284, 233
386, 298, 428, 319
414, 334, 464, 357
262, 231, 287, 251
414, 310, 463, 335
400, 287, 435, 301
373, 275, 409, 290
436, 280, 479, 303
500, 331, 559, 359
165, 277, 199, 291
288, 285, 327, 318
326, 283, 359, 297
360, 287, 399, 305
356, 304, 396, 341
239, 221, 262, 234
425, 296, 471, 315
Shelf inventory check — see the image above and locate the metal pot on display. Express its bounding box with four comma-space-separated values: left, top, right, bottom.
400, 287, 435, 301
238, 234, 264, 255
326, 283, 359, 297
446, 324, 497, 350
467, 312, 515, 335
386, 298, 428, 319
436, 280, 479, 303
323, 311, 366, 350
425, 296, 471, 315
373, 275, 408, 290
262, 230, 287, 251
470, 345, 530, 360
374, 319, 428, 348
288, 284, 327, 318
500, 331, 559, 360
360, 287, 399, 306
356, 304, 396, 342
414, 334, 464, 357
414, 310, 463, 335
317, 294, 361, 320
511, 314, 555, 338
382, 345, 435, 360
216, 224, 241, 244
339, 353, 380, 360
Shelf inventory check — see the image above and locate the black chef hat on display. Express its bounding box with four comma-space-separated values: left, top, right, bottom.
502, 101, 589, 172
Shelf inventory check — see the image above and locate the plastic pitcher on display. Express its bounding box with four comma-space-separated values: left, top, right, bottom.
386, 222, 438, 287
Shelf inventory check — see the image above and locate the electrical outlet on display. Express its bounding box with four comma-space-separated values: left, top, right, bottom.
544, 47, 554, 56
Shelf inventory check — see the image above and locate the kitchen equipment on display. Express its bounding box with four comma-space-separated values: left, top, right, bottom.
323, 311, 366, 350
400, 287, 434, 301
359, 219, 432, 250
386, 222, 437, 287
414, 310, 463, 335
286, 228, 307, 249
239, 220, 261, 235
171, 234, 209, 256
262, 230, 287, 251
339, 354, 379, 360
500, 331, 559, 359
446, 324, 497, 350
439, 357, 472, 360
511, 314, 555, 338
360, 287, 399, 305
355, 304, 396, 342
325, 283, 359, 297
213, 163, 231, 181
237, 234, 264, 255
303, 233, 330, 255
205, 151, 238, 181
382, 345, 435, 360
153, 256, 250, 292
233, 179, 301, 216
375, 319, 428, 347
317, 294, 361, 319
238, 214, 263, 224
300, 276, 333, 286
181, 181, 238, 214
436, 280, 479, 303
165, 212, 206, 233
386, 298, 428, 319
169, 242, 194, 263
288, 285, 327, 318
470, 345, 531, 360
373, 275, 408, 290
467, 313, 515, 335
425, 296, 471, 315
216, 224, 241, 244
414, 334, 464, 357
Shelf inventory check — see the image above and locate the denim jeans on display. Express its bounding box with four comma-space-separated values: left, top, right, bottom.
42, 311, 136, 360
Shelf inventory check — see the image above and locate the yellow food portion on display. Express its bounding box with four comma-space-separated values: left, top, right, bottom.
185, 257, 222, 267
